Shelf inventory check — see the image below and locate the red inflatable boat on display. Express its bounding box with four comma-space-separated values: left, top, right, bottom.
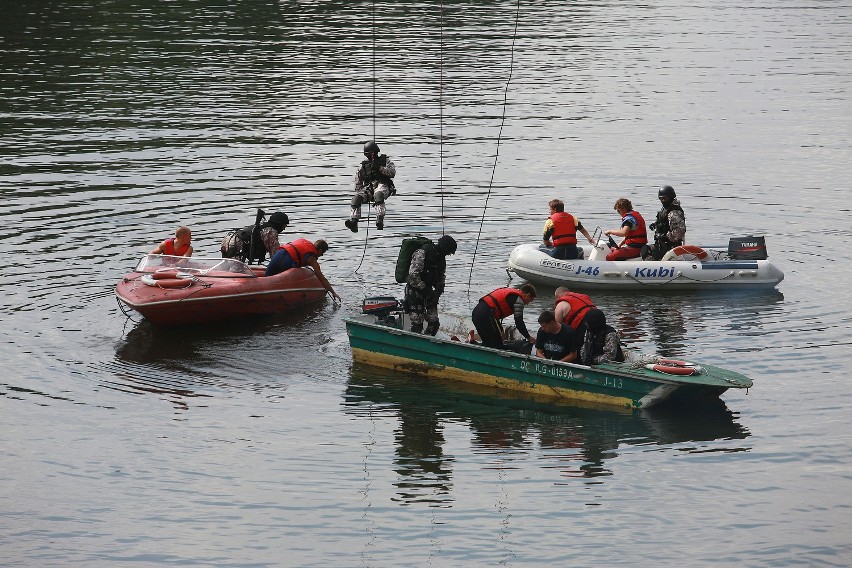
115, 254, 328, 326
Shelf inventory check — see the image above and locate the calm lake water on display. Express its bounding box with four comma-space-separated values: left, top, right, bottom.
2, 1, 851, 566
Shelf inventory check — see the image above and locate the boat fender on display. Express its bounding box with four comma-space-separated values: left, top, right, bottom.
661, 245, 709, 262
141, 274, 195, 289
645, 358, 700, 376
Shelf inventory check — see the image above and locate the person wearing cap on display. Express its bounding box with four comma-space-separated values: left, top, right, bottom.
471, 283, 537, 351
151, 226, 193, 257
543, 199, 595, 260
643, 185, 686, 260
577, 309, 624, 365
220, 211, 289, 264
404, 235, 456, 335
345, 140, 396, 233
265, 238, 341, 302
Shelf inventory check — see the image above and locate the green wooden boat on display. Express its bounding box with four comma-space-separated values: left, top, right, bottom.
344, 304, 753, 410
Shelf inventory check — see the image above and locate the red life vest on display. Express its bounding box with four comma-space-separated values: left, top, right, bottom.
623, 210, 648, 247
281, 238, 318, 267
555, 292, 596, 329
161, 238, 190, 256
549, 212, 577, 246
482, 287, 528, 319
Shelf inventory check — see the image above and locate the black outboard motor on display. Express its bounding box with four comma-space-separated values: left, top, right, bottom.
728, 235, 768, 260
362, 297, 403, 327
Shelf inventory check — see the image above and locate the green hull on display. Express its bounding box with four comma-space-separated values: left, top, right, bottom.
344, 315, 752, 410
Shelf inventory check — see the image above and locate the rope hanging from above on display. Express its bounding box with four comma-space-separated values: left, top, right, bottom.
466, 0, 523, 299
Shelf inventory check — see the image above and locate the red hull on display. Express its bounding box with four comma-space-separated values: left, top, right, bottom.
115, 266, 327, 326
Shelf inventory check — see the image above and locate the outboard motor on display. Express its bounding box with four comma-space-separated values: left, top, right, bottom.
362, 296, 403, 327
728, 235, 768, 260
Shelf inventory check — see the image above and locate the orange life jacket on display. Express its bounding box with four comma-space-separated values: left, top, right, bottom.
623, 210, 648, 247
549, 212, 577, 246
161, 238, 190, 256
482, 287, 528, 319
281, 238, 318, 267
555, 292, 596, 330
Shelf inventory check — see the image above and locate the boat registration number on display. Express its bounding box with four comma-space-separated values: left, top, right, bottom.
520, 360, 575, 379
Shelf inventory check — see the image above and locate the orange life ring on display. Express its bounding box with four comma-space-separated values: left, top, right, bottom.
645, 358, 700, 376
669, 245, 708, 261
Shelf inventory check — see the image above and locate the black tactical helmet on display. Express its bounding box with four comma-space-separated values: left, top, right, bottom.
658, 185, 676, 199
437, 235, 457, 255
268, 212, 289, 229
585, 308, 607, 332
363, 141, 380, 155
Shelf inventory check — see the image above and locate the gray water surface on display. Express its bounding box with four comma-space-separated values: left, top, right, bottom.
2, 1, 851, 566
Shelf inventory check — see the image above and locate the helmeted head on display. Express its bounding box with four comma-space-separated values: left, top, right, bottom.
658, 185, 676, 206
436, 235, 457, 256
363, 141, 380, 157
268, 212, 289, 231
584, 308, 607, 333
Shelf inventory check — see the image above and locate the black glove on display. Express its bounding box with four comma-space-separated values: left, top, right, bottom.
434, 284, 445, 297
648, 222, 657, 231
370, 161, 381, 176
421, 285, 434, 299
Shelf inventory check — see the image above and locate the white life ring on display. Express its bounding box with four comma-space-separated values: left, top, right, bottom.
661, 245, 709, 262
645, 358, 701, 376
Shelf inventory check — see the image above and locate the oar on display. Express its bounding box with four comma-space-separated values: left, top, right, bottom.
247, 208, 265, 264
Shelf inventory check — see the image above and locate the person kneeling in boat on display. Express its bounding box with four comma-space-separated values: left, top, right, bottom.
577, 309, 625, 365
404, 235, 457, 335
543, 199, 595, 260
221, 211, 289, 264
534, 310, 577, 363
472, 284, 537, 351
603, 198, 647, 261
345, 141, 396, 232
643, 185, 686, 261
151, 226, 193, 257
265, 238, 341, 302
554, 286, 596, 331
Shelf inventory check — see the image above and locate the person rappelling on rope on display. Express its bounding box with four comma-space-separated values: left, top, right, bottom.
345, 141, 396, 232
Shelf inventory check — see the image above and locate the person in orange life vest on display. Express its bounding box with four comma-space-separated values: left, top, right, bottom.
151, 226, 193, 257
542, 199, 595, 260
265, 238, 341, 302
553, 286, 597, 330
603, 198, 648, 261
471, 284, 537, 351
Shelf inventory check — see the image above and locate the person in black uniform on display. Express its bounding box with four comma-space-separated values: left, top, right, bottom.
404, 235, 457, 335
644, 185, 686, 261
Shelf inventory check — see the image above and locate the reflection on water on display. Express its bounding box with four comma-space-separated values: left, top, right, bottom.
342, 364, 750, 505
101, 302, 331, 409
